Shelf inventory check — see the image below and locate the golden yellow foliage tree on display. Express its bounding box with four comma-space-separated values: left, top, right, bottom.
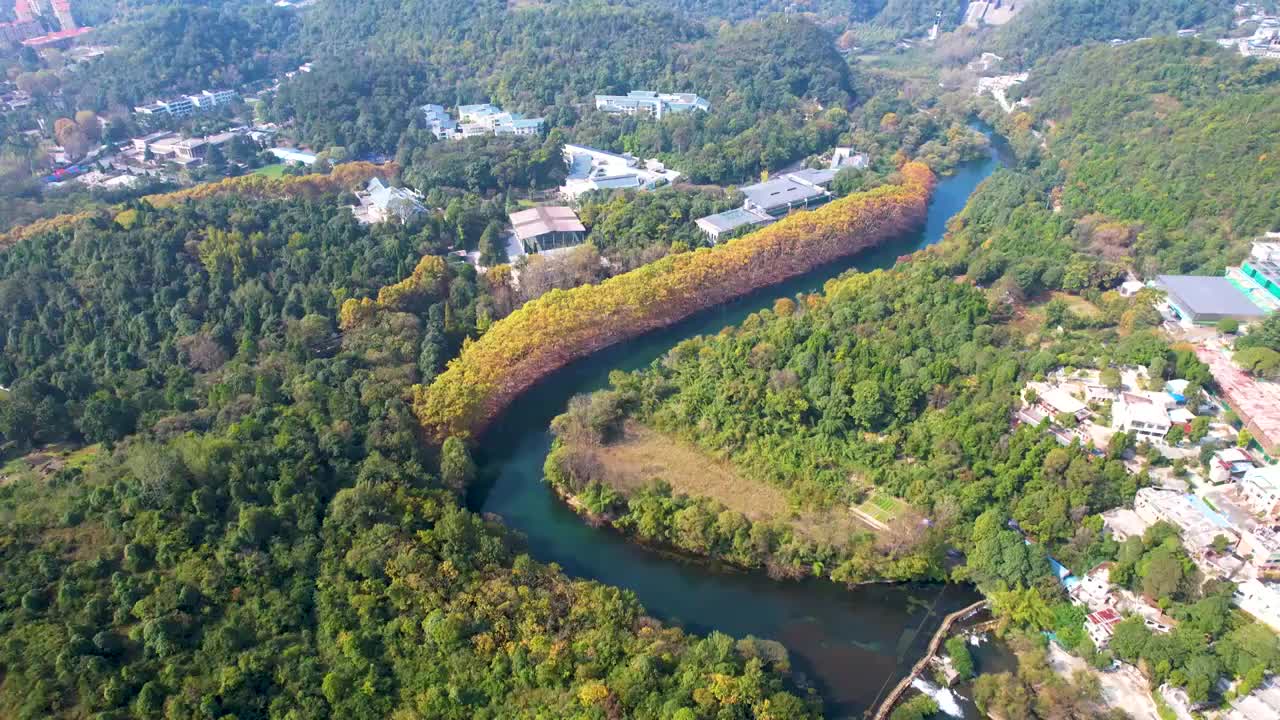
412, 163, 937, 441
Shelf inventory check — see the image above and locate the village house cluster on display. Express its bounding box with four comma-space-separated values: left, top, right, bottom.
1018, 354, 1280, 636
1217, 4, 1280, 60
1017, 365, 1209, 453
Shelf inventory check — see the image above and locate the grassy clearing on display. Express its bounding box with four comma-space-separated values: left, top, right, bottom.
1050, 291, 1103, 318
0, 443, 100, 485
594, 422, 879, 543
252, 164, 288, 178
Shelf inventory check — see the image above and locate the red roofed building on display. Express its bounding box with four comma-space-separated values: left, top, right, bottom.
21, 25, 90, 47
1085, 608, 1124, 647
50, 0, 74, 30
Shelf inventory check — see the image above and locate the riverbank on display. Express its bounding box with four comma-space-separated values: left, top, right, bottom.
471, 138, 1007, 718
414, 163, 936, 441
545, 400, 946, 585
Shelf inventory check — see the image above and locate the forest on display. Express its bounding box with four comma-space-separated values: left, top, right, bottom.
939, 39, 1280, 305
6, 3, 1280, 719
0, 166, 818, 718
993, 0, 1235, 61
58, 2, 303, 110
271, 3, 855, 185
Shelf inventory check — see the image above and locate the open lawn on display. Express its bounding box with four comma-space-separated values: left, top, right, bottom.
595, 422, 880, 544
252, 164, 288, 178
1050, 291, 1103, 318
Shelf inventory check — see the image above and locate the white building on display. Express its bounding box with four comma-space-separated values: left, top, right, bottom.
1113, 392, 1172, 442
1241, 466, 1280, 522
1084, 608, 1123, 648
830, 147, 870, 171
594, 91, 710, 118
135, 89, 237, 117
267, 147, 317, 166
559, 144, 681, 201
694, 170, 837, 243
420, 104, 457, 140
352, 178, 425, 225
1211, 447, 1258, 484
1134, 488, 1239, 557
1234, 580, 1280, 633
455, 103, 544, 138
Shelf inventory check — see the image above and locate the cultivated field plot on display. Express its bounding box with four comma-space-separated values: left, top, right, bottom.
850, 491, 908, 531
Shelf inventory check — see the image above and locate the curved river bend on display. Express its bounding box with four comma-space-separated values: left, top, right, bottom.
470, 130, 1012, 718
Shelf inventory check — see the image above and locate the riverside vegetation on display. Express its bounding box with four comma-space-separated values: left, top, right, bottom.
413, 163, 936, 440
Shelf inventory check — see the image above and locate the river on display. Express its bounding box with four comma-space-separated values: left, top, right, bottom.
469, 128, 1013, 718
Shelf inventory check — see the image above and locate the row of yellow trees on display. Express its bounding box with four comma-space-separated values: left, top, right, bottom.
0, 162, 394, 250
413, 162, 937, 440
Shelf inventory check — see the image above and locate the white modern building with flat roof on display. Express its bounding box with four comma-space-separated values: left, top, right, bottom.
267, 147, 317, 166
595, 91, 710, 118
454, 103, 544, 138
1113, 392, 1172, 442
135, 89, 237, 117
1242, 466, 1280, 522
421, 104, 457, 140
559, 144, 680, 201
694, 169, 836, 243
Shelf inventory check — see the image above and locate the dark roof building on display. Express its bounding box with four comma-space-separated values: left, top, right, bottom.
741, 173, 831, 217
1157, 275, 1268, 324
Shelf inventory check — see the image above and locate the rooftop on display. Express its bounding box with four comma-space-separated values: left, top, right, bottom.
1244, 465, 1280, 492
510, 206, 585, 242
1086, 608, 1123, 630
695, 207, 772, 235
787, 168, 837, 187
741, 174, 828, 212
1157, 275, 1268, 319
1040, 386, 1086, 415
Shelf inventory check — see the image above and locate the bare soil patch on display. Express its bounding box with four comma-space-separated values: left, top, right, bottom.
595, 421, 879, 544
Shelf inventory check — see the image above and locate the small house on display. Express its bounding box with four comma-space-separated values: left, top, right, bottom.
352, 178, 425, 225
1084, 608, 1123, 648
1242, 466, 1280, 523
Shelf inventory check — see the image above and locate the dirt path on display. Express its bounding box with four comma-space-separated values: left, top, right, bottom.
1046, 642, 1160, 720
